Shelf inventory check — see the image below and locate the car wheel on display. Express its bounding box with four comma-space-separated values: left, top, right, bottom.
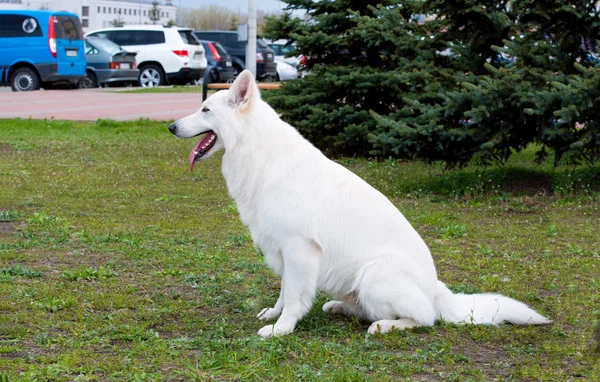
10, 67, 40, 92
138, 65, 164, 88
228, 66, 241, 84
80, 71, 98, 89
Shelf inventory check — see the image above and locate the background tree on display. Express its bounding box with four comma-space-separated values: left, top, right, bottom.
263, 0, 416, 156
183, 5, 244, 31
507, 0, 600, 165
111, 16, 125, 27
148, 0, 161, 25
264, 0, 600, 166
229, 13, 239, 31
369, 1, 532, 166
179, 6, 278, 34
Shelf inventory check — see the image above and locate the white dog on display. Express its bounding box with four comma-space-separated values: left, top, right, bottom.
169, 70, 551, 338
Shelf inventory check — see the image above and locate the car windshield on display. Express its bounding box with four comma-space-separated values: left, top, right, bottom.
54, 15, 83, 40
280, 44, 297, 55
87, 38, 123, 55
179, 30, 200, 45
257, 39, 269, 48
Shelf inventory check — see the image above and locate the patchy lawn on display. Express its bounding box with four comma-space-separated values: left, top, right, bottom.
0, 119, 598, 381
120, 85, 205, 93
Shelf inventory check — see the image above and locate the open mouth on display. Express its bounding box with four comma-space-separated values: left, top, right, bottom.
189, 130, 217, 171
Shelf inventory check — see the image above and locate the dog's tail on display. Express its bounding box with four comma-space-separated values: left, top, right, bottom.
434, 281, 551, 325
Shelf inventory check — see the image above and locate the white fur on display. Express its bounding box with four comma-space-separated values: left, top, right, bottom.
169, 70, 551, 338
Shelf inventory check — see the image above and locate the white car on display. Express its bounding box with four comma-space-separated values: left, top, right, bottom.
86, 25, 207, 87
275, 61, 299, 81
268, 39, 301, 66
268, 39, 306, 79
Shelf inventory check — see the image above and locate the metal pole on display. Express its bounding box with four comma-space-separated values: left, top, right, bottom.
178, 0, 181, 26
246, 0, 257, 77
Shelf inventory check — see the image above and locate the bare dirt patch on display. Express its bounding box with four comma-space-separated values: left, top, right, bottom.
0, 143, 14, 153
0, 221, 16, 236
456, 341, 513, 378
25, 248, 114, 275
0, 339, 47, 361
502, 196, 549, 214
507, 177, 553, 196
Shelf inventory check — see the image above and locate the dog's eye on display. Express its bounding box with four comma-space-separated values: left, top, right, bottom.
202, 106, 210, 113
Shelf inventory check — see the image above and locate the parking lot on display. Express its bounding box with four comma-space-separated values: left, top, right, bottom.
0, 88, 203, 121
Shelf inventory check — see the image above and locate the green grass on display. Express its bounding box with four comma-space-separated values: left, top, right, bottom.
120, 81, 282, 94
120, 85, 205, 93
0, 118, 599, 381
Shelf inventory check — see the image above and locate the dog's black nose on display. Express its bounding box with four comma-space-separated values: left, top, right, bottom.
168, 122, 177, 134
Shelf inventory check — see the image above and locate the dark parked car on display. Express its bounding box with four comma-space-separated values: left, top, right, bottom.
81, 36, 138, 88
194, 31, 276, 81
199, 40, 235, 83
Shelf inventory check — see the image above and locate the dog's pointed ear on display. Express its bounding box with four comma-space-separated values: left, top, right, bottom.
229, 70, 259, 112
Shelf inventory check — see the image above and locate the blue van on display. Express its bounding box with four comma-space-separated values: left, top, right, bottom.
0, 10, 86, 91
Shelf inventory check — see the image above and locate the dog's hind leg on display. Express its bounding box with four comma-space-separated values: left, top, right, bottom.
322, 293, 368, 320
368, 318, 421, 334
360, 283, 435, 334
323, 301, 363, 317
257, 238, 321, 338
354, 261, 437, 335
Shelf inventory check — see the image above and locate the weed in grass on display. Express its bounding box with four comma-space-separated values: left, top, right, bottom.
20, 364, 68, 381
439, 224, 467, 239
0, 210, 19, 221
0, 273, 13, 283
565, 243, 585, 256
227, 232, 251, 247
449, 284, 483, 294
223, 203, 238, 214
61, 266, 118, 281
10, 286, 38, 300
0, 345, 20, 354
33, 332, 51, 346
476, 244, 494, 256
36, 296, 75, 313
0, 264, 41, 278
155, 268, 184, 277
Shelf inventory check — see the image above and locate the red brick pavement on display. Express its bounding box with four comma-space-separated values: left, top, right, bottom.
0, 89, 203, 121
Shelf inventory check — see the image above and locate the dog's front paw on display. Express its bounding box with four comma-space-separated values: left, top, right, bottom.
257, 307, 281, 320
257, 323, 294, 338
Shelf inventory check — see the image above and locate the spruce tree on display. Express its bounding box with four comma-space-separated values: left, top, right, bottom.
509, 0, 600, 165
264, 0, 600, 166
264, 1, 436, 156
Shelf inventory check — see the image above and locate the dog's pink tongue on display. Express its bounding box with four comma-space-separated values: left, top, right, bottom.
189, 140, 204, 172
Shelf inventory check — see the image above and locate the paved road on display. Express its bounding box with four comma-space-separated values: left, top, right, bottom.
0, 88, 203, 121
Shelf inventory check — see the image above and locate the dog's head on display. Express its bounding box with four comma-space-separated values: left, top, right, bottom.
168, 70, 261, 171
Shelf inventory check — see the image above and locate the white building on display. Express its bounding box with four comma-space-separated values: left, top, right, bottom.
0, 0, 177, 32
